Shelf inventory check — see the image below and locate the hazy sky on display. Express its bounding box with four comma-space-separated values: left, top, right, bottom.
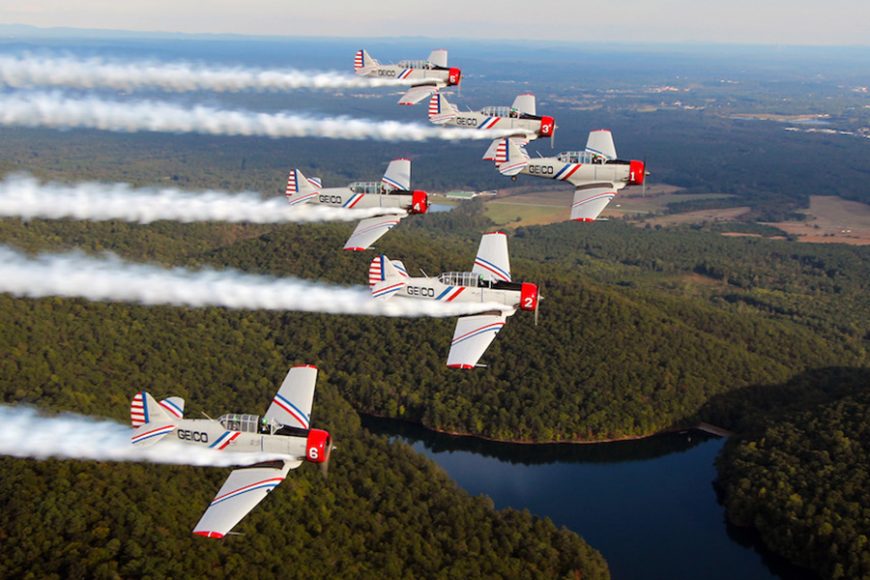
1, 0, 867, 46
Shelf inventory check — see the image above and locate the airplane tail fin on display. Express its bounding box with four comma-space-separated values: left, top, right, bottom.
368, 254, 405, 287
494, 137, 530, 176
285, 168, 320, 206
354, 49, 378, 72
131, 391, 183, 427
428, 92, 459, 124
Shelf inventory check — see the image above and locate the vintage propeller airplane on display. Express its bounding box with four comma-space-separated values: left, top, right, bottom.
488, 129, 647, 222
354, 48, 462, 105
429, 92, 555, 144
368, 232, 540, 369
285, 158, 429, 250
130, 366, 332, 539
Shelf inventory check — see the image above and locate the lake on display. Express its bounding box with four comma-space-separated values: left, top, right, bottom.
363, 417, 815, 580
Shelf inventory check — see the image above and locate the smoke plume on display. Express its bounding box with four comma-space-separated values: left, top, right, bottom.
0, 246, 511, 317
0, 53, 411, 92
0, 92, 526, 141
0, 173, 405, 224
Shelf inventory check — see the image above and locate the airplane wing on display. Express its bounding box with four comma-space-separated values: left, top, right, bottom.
344, 215, 404, 251
381, 158, 411, 191
193, 461, 296, 539
571, 183, 618, 222
398, 85, 439, 106
447, 314, 509, 369
264, 366, 317, 430
585, 129, 617, 160
492, 137, 530, 176
472, 231, 511, 282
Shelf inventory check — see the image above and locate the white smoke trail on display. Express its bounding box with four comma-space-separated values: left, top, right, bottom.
0, 92, 527, 141
0, 246, 512, 317
0, 53, 412, 92
0, 174, 405, 224
0, 405, 289, 467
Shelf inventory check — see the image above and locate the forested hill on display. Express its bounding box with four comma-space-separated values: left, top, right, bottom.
717, 383, 870, 580
0, 294, 608, 578
0, 203, 866, 443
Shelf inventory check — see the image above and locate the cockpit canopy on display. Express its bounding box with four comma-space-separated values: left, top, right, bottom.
557, 150, 607, 164
439, 271, 483, 287
481, 105, 514, 118
398, 59, 435, 69
219, 413, 261, 433
349, 181, 388, 194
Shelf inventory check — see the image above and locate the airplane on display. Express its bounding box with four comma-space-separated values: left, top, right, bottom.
368, 231, 540, 369
284, 158, 429, 251
130, 365, 332, 539
429, 92, 556, 144
354, 48, 461, 105
487, 129, 647, 222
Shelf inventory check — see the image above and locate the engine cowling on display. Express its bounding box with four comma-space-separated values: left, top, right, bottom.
448, 67, 462, 86
519, 282, 539, 312
410, 190, 429, 214
629, 160, 646, 186
305, 428, 331, 464
539, 116, 556, 137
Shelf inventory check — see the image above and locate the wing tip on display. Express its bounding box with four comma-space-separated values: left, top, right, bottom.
193, 530, 225, 539
483, 231, 507, 236
447, 364, 475, 370
573, 218, 595, 223
344, 246, 367, 252
293, 364, 318, 370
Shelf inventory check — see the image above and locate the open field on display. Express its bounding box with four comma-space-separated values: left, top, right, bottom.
640, 206, 752, 227
482, 184, 736, 228
765, 195, 870, 245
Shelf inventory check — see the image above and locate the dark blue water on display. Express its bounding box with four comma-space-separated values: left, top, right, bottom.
364, 417, 815, 580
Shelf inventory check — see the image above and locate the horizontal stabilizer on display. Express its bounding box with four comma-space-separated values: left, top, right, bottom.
131, 421, 177, 447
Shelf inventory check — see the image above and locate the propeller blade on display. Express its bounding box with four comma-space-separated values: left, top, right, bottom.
319, 443, 335, 479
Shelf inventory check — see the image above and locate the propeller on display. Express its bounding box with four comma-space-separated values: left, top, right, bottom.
642, 157, 649, 197
534, 283, 544, 326
319, 441, 336, 479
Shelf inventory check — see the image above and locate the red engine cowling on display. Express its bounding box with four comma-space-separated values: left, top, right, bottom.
539, 116, 556, 137
410, 190, 429, 214
519, 282, 539, 312
305, 428, 331, 464
448, 67, 462, 86
629, 160, 646, 185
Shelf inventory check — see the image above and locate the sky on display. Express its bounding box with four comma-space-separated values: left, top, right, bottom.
0, 0, 867, 46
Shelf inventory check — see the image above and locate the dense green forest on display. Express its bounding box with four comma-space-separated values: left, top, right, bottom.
0, 295, 608, 578
717, 386, 870, 580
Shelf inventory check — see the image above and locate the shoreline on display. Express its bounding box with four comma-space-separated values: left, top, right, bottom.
361, 412, 735, 446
